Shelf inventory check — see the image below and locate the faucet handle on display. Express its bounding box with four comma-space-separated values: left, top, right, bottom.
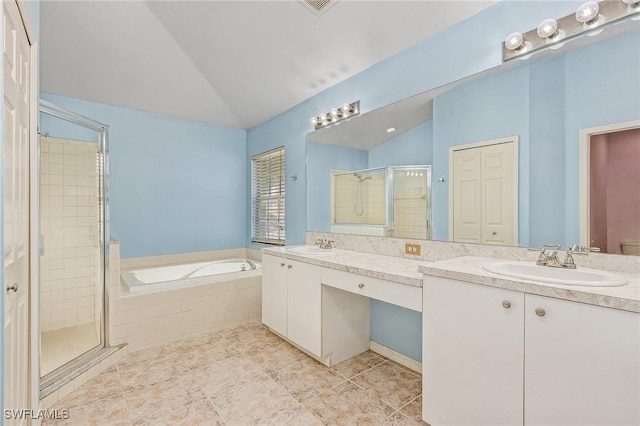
562, 252, 577, 269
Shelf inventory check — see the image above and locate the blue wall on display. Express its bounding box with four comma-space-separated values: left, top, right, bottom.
247, 0, 590, 362
368, 120, 433, 168
41, 93, 247, 259
306, 143, 368, 232
563, 31, 640, 245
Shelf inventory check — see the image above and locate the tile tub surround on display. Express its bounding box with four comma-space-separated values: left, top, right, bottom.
109, 244, 262, 352
306, 232, 640, 274
420, 256, 640, 313
263, 246, 429, 287
43, 322, 425, 425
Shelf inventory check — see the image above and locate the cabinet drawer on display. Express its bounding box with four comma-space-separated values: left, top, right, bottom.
322, 268, 422, 312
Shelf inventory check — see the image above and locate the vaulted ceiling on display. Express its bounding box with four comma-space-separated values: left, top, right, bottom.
40, 1, 497, 130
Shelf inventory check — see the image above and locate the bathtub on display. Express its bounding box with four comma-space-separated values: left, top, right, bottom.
121, 258, 262, 294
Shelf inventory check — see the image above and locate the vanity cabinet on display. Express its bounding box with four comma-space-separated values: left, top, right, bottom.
423, 276, 640, 426
262, 254, 321, 355
262, 253, 375, 366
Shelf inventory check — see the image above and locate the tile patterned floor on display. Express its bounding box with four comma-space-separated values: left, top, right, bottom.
44, 321, 427, 425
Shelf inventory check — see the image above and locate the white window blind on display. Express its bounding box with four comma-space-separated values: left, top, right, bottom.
252, 146, 285, 245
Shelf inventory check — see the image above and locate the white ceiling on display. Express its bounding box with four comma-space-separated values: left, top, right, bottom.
40, 1, 497, 130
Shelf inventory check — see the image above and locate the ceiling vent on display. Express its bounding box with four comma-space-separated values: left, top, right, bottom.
300, 0, 337, 16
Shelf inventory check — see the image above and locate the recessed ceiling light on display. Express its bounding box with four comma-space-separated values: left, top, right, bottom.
386, 127, 396, 133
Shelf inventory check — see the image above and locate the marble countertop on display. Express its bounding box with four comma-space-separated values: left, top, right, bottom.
419, 256, 640, 313
262, 246, 429, 287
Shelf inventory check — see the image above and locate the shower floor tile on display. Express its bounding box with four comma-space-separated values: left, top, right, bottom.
41, 322, 100, 376
44, 321, 429, 425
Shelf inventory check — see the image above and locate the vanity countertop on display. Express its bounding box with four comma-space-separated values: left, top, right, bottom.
419, 256, 640, 313
262, 246, 429, 287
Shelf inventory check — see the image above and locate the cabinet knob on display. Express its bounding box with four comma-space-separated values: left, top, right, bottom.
502, 300, 511, 309
280, 263, 285, 267
358, 283, 365, 289
535, 308, 546, 317
6, 283, 18, 292
287, 264, 292, 269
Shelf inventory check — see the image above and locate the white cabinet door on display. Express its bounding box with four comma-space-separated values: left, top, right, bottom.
423, 277, 524, 426
525, 295, 640, 426
287, 260, 322, 357
261, 254, 288, 336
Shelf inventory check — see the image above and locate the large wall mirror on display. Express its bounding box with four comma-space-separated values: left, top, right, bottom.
306, 22, 640, 255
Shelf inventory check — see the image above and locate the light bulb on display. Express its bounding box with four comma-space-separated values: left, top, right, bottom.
341, 104, 350, 113
537, 18, 558, 39
330, 108, 338, 117
575, 1, 599, 23
504, 32, 524, 51
311, 117, 318, 125
319, 113, 327, 122
386, 127, 396, 133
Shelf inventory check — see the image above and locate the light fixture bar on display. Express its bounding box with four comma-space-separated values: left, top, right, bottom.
503, 0, 639, 62
311, 101, 359, 130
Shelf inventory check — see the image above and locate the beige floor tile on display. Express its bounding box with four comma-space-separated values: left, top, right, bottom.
256, 404, 324, 426
213, 375, 299, 424
383, 411, 421, 425
302, 381, 396, 425
198, 353, 265, 399
118, 360, 189, 389
330, 350, 386, 379
268, 357, 346, 402
57, 369, 123, 409
49, 397, 130, 426
132, 400, 224, 426
351, 361, 422, 409
116, 345, 177, 369
48, 322, 424, 426
178, 341, 239, 370
400, 395, 427, 424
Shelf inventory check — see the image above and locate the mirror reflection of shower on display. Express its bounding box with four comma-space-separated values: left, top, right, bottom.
332, 166, 432, 239
38, 100, 108, 387
354, 173, 372, 216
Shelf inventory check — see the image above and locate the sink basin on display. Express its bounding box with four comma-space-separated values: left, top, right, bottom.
482, 261, 628, 287
286, 246, 335, 255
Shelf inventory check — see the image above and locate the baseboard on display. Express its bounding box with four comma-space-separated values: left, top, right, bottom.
369, 341, 421, 374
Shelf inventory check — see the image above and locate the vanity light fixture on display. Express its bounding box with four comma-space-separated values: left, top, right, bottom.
310, 101, 359, 130
503, 0, 639, 61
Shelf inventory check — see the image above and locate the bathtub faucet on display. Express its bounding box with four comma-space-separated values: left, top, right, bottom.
315, 239, 335, 249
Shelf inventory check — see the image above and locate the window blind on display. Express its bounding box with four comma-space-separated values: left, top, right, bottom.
251, 146, 285, 245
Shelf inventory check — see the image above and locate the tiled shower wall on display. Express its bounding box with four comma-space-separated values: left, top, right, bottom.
40, 137, 101, 332
393, 172, 428, 239
334, 173, 386, 225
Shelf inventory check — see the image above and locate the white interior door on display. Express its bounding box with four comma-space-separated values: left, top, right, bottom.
452, 148, 482, 243
3, 0, 31, 422
482, 142, 516, 245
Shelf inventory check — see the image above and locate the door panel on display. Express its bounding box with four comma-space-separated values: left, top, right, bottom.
3, 1, 31, 422
452, 148, 481, 243
482, 142, 515, 245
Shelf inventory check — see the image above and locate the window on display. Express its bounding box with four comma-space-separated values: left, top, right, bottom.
251, 146, 285, 245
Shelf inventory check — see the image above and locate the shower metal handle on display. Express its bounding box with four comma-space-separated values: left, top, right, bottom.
6, 283, 18, 292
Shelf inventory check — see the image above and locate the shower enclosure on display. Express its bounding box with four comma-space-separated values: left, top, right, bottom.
331, 165, 432, 239
38, 100, 109, 388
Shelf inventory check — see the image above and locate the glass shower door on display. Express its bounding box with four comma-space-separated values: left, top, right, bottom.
38, 101, 108, 382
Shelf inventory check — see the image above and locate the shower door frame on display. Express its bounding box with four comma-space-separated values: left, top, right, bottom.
37, 100, 110, 390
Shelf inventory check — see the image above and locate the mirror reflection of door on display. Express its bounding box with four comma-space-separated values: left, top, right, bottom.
589, 127, 640, 255
450, 137, 518, 246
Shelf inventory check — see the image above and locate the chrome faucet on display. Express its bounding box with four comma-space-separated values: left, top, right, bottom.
315, 238, 335, 249
531, 244, 600, 269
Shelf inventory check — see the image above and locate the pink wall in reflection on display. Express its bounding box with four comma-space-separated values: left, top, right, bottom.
590, 128, 640, 254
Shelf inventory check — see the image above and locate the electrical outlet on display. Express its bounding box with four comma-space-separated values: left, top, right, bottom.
405, 243, 421, 256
